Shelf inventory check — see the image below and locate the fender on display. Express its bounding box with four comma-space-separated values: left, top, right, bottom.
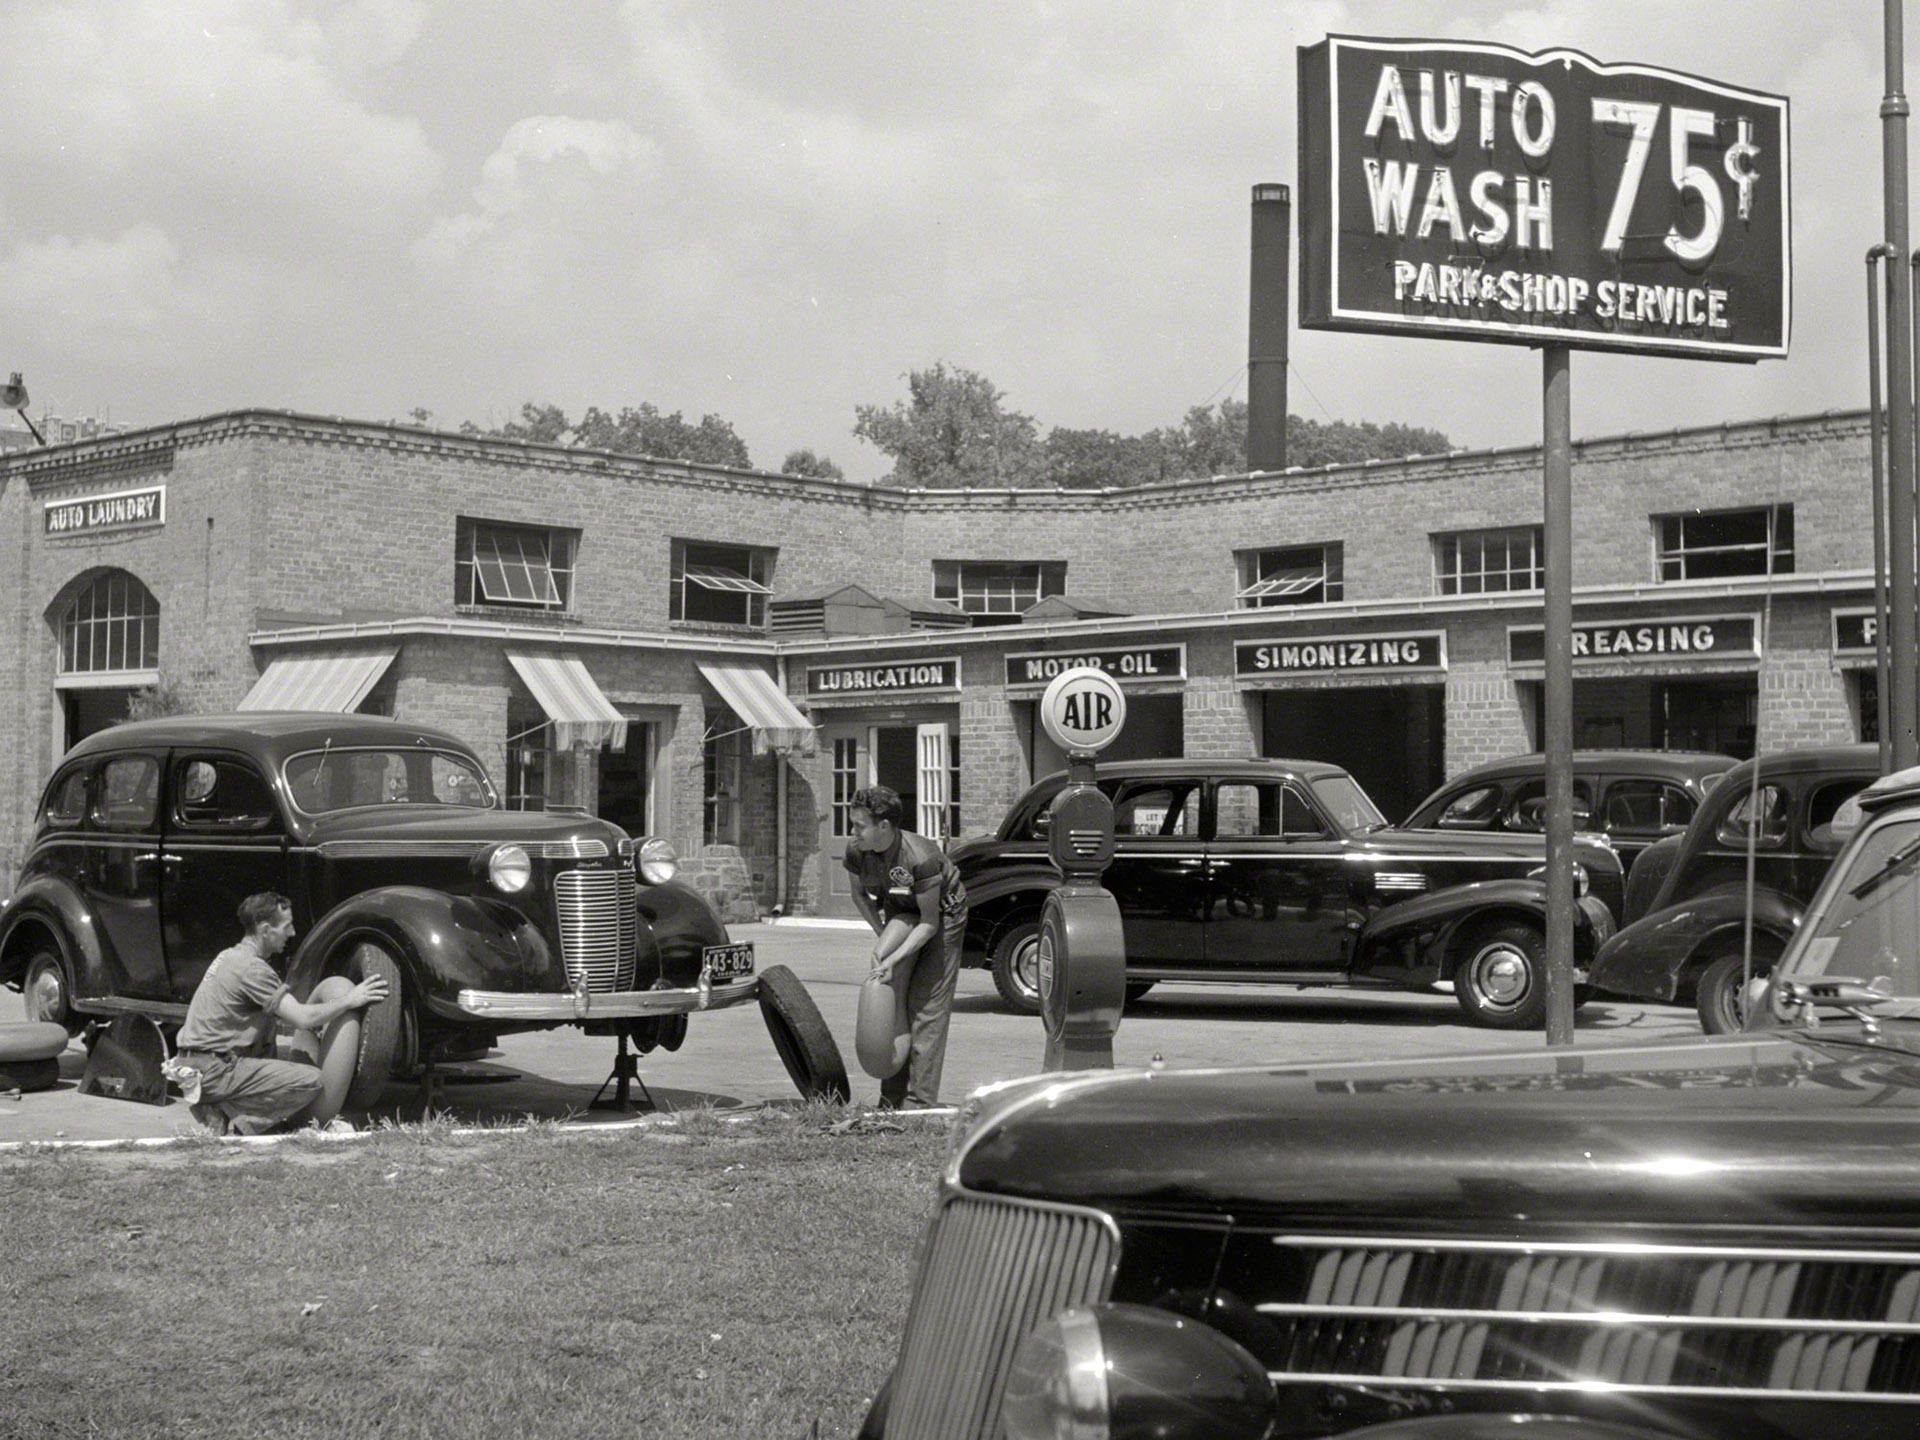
955, 864, 1062, 962
1356, 878, 1607, 986
285, 886, 558, 1007
0, 876, 110, 996
1591, 885, 1800, 1002
636, 879, 728, 989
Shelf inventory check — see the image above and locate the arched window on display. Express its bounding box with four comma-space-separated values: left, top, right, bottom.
60, 571, 159, 675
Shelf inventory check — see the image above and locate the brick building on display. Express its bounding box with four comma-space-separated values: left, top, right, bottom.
0, 407, 1882, 917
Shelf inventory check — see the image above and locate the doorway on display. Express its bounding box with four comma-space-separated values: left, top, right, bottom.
60, 685, 137, 751
816, 716, 959, 917
598, 722, 654, 839
1261, 685, 1445, 823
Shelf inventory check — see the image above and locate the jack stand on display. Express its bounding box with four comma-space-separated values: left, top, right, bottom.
591, 1032, 656, 1112
418, 1057, 443, 1118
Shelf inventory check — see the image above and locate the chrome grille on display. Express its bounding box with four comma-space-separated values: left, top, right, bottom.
886, 1195, 1118, 1440
553, 868, 637, 992
1257, 1236, 1920, 1401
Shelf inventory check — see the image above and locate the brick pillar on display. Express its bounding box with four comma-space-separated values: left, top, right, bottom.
1446, 663, 1531, 777
962, 680, 1023, 841
1185, 675, 1258, 758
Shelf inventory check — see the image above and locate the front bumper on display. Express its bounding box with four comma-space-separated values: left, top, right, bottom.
454, 975, 760, 1021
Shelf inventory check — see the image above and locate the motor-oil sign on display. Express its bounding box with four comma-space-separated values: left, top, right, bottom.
1297, 35, 1789, 361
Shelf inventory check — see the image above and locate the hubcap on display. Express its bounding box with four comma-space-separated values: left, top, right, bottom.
1470, 945, 1531, 1010
26, 962, 65, 1022
1013, 936, 1041, 1000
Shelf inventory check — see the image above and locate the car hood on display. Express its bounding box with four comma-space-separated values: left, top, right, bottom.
302, 806, 629, 850
1370, 825, 1619, 868
956, 1029, 1920, 1228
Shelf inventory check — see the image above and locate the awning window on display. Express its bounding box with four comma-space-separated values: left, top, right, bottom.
505, 652, 627, 750
238, 649, 398, 713
683, 564, 772, 595
696, 662, 817, 757
474, 526, 566, 606
1237, 568, 1325, 600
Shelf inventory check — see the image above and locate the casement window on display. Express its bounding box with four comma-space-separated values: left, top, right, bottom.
931, 560, 1066, 625
1236, 543, 1344, 608
1433, 526, 1544, 595
456, 519, 577, 611
1655, 505, 1794, 582
60, 570, 159, 674
671, 540, 773, 627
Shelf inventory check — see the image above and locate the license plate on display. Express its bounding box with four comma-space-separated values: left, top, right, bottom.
702, 943, 755, 981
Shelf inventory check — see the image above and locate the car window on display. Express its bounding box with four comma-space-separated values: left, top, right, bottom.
1714, 783, 1788, 849
284, 748, 495, 812
1213, 781, 1330, 839
1807, 778, 1874, 851
41, 765, 90, 827
1112, 783, 1200, 838
1432, 784, 1502, 829
91, 755, 159, 831
172, 756, 277, 832
1311, 774, 1386, 833
1502, 779, 1594, 833
1788, 815, 1920, 997
1602, 780, 1696, 837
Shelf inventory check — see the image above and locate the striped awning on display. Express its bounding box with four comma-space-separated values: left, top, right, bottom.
505, 651, 627, 750
696, 662, 817, 757
238, 649, 397, 713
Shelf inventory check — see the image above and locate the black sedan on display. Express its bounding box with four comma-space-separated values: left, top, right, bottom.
953, 757, 1622, 1030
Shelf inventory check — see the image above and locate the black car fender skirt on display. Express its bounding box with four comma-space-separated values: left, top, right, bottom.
0, 879, 107, 992
289, 886, 554, 1000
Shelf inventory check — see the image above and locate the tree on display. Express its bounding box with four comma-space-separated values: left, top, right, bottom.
781, 448, 845, 481
853, 363, 1045, 488
1040, 427, 1174, 489
474, 401, 752, 467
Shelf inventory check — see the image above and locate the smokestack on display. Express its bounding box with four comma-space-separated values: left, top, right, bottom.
1247, 182, 1291, 473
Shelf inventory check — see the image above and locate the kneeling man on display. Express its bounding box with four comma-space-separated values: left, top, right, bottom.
173, 891, 387, 1134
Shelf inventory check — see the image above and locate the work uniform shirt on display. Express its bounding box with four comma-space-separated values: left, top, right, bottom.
176, 944, 287, 1056
844, 830, 967, 924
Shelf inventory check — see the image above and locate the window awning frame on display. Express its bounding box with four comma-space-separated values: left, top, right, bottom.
505, 651, 627, 750
237, 649, 399, 713
696, 662, 817, 758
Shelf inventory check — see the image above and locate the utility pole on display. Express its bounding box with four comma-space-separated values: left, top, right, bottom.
1884, 0, 1918, 768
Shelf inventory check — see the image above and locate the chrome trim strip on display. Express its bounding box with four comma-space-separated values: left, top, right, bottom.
1270, 1235, 1920, 1265
317, 840, 485, 858
1267, 1373, 1920, 1403
1255, 1303, 1920, 1335
454, 976, 759, 1019
72, 997, 189, 1020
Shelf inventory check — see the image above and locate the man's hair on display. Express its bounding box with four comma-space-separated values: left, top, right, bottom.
848, 785, 904, 828
237, 891, 292, 933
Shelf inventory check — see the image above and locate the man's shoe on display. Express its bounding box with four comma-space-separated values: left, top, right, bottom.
188, 1102, 230, 1136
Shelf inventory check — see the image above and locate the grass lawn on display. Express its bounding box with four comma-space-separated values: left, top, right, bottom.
3, 1109, 948, 1440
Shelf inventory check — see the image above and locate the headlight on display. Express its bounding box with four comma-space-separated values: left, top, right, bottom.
637, 837, 678, 885
1528, 861, 1590, 898
487, 844, 531, 894
1002, 1304, 1274, 1440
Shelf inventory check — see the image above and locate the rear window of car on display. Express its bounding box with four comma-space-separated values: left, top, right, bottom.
41, 765, 89, 827
1501, 779, 1594, 832
1432, 784, 1501, 829
1113, 784, 1200, 838
1602, 780, 1696, 836
1807, 778, 1873, 850
173, 756, 278, 831
91, 755, 160, 831
1714, 784, 1788, 849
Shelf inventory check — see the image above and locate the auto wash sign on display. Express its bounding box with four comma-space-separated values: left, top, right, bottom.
806, 656, 959, 700
1297, 35, 1789, 360
1236, 631, 1447, 679
1005, 645, 1185, 691
44, 483, 167, 538
1508, 614, 1758, 666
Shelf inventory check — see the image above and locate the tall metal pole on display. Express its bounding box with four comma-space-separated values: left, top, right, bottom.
1884, 0, 1918, 768
1248, 183, 1292, 472
1542, 345, 1575, 1046
1871, 247, 1895, 771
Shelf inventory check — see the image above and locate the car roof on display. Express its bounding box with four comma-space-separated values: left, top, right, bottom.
1026, 756, 1353, 793
1713, 743, 1883, 788
1434, 750, 1737, 789
59, 712, 481, 767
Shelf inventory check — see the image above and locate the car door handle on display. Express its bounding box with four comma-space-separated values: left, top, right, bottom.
133, 851, 181, 867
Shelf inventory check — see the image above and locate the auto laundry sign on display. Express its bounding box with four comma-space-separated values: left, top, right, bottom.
1236, 631, 1446, 679
1508, 615, 1758, 666
44, 483, 167, 538
1297, 35, 1789, 360
805, 657, 959, 701
1005, 645, 1185, 691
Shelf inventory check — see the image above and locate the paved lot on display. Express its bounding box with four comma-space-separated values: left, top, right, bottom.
0, 921, 1702, 1144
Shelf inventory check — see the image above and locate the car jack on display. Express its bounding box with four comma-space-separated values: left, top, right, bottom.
591, 1031, 656, 1112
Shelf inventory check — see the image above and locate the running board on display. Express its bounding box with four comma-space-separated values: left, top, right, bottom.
72, 996, 189, 1022
1125, 969, 1398, 988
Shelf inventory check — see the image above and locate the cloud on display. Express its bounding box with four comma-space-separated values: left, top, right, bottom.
0, 224, 184, 334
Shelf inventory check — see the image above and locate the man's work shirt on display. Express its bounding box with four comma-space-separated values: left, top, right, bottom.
176, 944, 287, 1055
845, 830, 967, 924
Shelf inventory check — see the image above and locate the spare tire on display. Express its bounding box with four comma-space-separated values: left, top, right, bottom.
758, 964, 850, 1103
338, 940, 405, 1112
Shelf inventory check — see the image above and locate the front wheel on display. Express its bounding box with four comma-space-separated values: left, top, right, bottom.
1696, 949, 1771, 1035
1454, 921, 1548, 1031
22, 949, 81, 1035
990, 920, 1044, 1015
758, 964, 851, 1104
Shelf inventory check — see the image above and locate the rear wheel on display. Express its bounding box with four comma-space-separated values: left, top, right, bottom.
758, 964, 851, 1104
1695, 946, 1774, 1035
339, 941, 404, 1111
1454, 921, 1548, 1031
22, 949, 81, 1036
990, 920, 1043, 1015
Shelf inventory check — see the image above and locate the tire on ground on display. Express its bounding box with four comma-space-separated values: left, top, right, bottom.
758, 963, 851, 1103
21, 947, 83, 1036
1124, 980, 1156, 1006
339, 940, 405, 1111
1453, 919, 1548, 1031
990, 919, 1043, 1015
1695, 945, 1774, 1036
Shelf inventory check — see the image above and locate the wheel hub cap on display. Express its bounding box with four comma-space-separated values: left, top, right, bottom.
1015, 939, 1041, 998
28, 967, 63, 1020
1477, 950, 1528, 1006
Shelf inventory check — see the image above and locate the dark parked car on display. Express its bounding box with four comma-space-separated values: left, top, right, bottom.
1591, 743, 1880, 1035
860, 768, 1920, 1439
1403, 748, 1736, 873
0, 714, 845, 1105
953, 757, 1622, 1031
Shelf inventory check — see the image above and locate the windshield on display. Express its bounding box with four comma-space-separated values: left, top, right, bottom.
284, 748, 496, 814
1786, 814, 1920, 1011
1311, 774, 1386, 833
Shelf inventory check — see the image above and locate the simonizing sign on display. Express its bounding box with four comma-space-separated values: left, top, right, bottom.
1297, 35, 1789, 360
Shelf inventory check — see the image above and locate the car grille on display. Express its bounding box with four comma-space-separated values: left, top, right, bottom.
1256, 1235, 1920, 1402
553, 867, 638, 992
885, 1194, 1119, 1440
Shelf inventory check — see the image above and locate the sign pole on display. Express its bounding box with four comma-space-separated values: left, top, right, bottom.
1543, 344, 1576, 1047
1885, 0, 1918, 769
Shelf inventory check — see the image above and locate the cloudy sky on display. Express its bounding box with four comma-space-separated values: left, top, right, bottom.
0, 1, 1902, 479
